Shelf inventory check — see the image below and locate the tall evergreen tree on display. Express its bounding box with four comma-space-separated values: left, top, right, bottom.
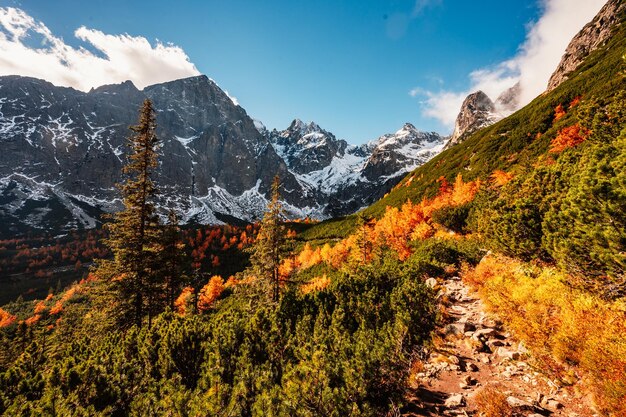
161, 209, 188, 310
250, 176, 287, 302
96, 99, 162, 327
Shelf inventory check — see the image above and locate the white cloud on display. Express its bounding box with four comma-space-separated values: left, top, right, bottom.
0, 7, 200, 91
411, 0, 606, 130
412, 0, 443, 17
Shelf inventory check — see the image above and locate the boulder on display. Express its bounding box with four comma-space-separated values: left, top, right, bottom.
444, 394, 465, 408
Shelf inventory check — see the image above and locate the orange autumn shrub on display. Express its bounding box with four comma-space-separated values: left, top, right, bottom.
301, 274, 331, 294
49, 285, 79, 316
174, 286, 195, 315
490, 170, 514, 187
25, 314, 41, 326
289, 174, 480, 270
549, 123, 591, 153
49, 301, 63, 315
463, 255, 626, 416
279, 257, 298, 280
410, 222, 435, 241
34, 300, 47, 314
198, 276, 224, 312
473, 385, 514, 417
0, 308, 16, 328
297, 243, 323, 269
554, 104, 566, 121
224, 275, 238, 288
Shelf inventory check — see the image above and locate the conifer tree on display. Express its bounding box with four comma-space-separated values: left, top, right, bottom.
250, 175, 287, 302
97, 99, 162, 327
160, 209, 188, 310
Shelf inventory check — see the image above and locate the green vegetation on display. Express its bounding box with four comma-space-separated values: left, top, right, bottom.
1, 7, 625, 417
0, 238, 484, 416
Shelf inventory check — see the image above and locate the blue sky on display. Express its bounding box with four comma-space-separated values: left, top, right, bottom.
0, 0, 605, 143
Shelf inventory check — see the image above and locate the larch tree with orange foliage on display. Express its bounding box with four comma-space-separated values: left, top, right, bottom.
491, 170, 514, 187
197, 275, 224, 312
554, 104, 566, 121
249, 175, 288, 302
0, 308, 16, 328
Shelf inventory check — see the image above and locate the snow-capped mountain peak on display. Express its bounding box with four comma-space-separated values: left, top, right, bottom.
0, 74, 444, 235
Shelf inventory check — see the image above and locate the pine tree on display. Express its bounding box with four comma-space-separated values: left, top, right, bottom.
160, 209, 188, 311
250, 176, 287, 302
96, 99, 162, 327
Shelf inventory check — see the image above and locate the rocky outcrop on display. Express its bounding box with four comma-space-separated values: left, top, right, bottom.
495, 82, 521, 113
446, 91, 497, 149
547, 0, 626, 91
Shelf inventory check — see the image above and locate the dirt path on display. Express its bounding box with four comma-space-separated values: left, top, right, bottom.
401, 276, 598, 417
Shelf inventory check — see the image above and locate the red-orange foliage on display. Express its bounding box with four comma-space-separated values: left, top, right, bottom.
49, 285, 79, 315
174, 286, 195, 315
49, 301, 63, 315
554, 104, 566, 121
25, 314, 41, 326
198, 276, 224, 312
569, 96, 581, 108
289, 174, 481, 269
372, 174, 480, 259
278, 257, 297, 280
549, 124, 591, 153
0, 308, 16, 328
490, 170, 514, 187
34, 300, 47, 314
224, 275, 238, 288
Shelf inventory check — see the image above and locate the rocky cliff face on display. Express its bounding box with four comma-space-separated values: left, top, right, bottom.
446, 91, 497, 149
0, 75, 443, 235
267, 121, 444, 216
547, 0, 625, 91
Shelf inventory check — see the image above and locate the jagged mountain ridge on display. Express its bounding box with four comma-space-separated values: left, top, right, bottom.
267, 121, 444, 215
0, 75, 444, 235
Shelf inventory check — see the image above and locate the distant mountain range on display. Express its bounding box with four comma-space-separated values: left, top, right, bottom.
0, 74, 444, 236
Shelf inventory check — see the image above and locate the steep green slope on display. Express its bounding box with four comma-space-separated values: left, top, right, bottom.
301, 9, 626, 242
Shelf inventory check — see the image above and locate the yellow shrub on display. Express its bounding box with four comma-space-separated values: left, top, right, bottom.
463, 255, 626, 416
473, 385, 513, 417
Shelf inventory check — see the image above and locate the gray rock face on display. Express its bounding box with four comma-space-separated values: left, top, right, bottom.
495, 82, 521, 113
446, 91, 497, 149
0, 75, 444, 235
268, 121, 445, 217
547, 0, 625, 91
267, 119, 348, 175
